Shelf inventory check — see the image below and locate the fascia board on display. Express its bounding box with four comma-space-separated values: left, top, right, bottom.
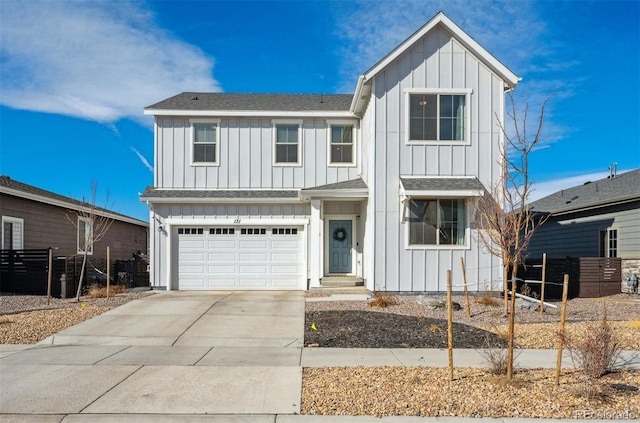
141, 196, 302, 204
144, 109, 355, 118
363, 13, 520, 88
299, 189, 369, 199
1, 186, 148, 227
402, 189, 482, 198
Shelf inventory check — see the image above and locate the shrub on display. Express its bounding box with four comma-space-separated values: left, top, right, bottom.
477, 326, 518, 375
562, 308, 621, 399
368, 291, 399, 308
86, 283, 127, 298
474, 290, 500, 308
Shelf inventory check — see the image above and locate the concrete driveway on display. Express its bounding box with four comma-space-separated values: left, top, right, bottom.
0, 291, 305, 416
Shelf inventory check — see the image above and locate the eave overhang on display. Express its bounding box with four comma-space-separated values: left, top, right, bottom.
144, 109, 356, 118
399, 176, 485, 199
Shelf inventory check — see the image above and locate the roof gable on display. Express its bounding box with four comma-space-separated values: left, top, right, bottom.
364, 12, 519, 87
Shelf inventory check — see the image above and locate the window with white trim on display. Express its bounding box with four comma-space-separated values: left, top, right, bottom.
77, 217, 93, 255
601, 228, 618, 258
329, 124, 354, 165
408, 198, 466, 246
274, 123, 300, 164
409, 93, 466, 142
2, 216, 24, 250
192, 121, 219, 164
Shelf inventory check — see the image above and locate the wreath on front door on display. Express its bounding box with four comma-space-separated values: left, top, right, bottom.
333, 227, 347, 242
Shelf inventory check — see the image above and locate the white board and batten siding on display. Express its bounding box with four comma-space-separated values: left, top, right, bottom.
154, 119, 360, 191
367, 25, 504, 292
150, 203, 310, 290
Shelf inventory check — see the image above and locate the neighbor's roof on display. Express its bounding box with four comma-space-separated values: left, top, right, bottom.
0, 175, 148, 226
139, 186, 299, 203
145, 93, 354, 117
529, 169, 640, 215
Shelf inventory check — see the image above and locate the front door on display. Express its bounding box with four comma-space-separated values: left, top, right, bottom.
328, 220, 352, 273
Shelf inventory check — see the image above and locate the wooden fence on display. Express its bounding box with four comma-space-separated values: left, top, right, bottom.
518, 257, 622, 298
1, 249, 149, 298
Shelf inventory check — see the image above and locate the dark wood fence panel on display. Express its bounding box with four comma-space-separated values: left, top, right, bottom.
519, 257, 621, 299
0, 249, 50, 295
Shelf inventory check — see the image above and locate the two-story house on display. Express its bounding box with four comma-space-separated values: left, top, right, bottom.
140, 12, 520, 292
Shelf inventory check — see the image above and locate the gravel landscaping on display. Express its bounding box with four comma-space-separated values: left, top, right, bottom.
2, 290, 639, 419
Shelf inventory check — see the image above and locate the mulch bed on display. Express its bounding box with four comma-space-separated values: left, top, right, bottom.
305, 310, 507, 348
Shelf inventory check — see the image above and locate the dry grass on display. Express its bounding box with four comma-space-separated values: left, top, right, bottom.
368, 291, 399, 308
630, 320, 640, 330
474, 291, 501, 308
86, 284, 127, 298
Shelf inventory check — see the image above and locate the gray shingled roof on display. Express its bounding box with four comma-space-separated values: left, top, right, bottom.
400, 177, 485, 191
0, 175, 147, 225
302, 178, 368, 191
146, 93, 353, 112
140, 186, 299, 200
529, 169, 640, 214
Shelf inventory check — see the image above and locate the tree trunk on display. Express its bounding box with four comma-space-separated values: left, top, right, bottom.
75, 253, 87, 302
506, 265, 518, 379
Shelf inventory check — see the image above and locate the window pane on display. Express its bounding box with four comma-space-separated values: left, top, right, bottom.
194, 123, 216, 143
331, 145, 353, 163
409, 95, 437, 141
194, 145, 216, 162
440, 95, 453, 118
277, 124, 298, 143
332, 125, 353, 143
440, 118, 453, 140
409, 200, 437, 245
439, 199, 466, 245
276, 144, 298, 163
3, 222, 12, 249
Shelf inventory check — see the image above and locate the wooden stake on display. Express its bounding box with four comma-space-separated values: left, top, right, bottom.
461, 257, 471, 318
539, 253, 547, 315
447, 270, 454, 383
555, 274, 569, 386
106, 246, 110, 298
47, 248, 53, 305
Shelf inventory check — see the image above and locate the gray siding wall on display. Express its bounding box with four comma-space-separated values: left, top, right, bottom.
371, 25, 503, 292
155, 118, 361, 190
150, 203, 310, 288
526, 202, 640, 259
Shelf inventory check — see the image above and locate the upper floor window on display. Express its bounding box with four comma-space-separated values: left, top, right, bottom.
408, 198, 466, 246
408, 92, 468, 143
329, 124, 355, 166
77, 217, 93, 255
274, 122, 301, 165
191, 120, 219, 165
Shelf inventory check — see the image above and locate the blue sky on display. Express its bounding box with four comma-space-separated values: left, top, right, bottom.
1, 0, 638, 222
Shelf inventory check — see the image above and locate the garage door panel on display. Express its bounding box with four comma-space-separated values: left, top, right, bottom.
208, 240, 236, 249
177, 225, 304, 290
208, 252, 236, 261
271, 239, 299, 249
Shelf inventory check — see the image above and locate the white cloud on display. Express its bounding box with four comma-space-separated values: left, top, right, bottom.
0, 0, 219, 122
131, 147, 154, 173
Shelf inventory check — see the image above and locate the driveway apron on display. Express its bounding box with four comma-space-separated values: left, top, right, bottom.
0, 291, 305, 416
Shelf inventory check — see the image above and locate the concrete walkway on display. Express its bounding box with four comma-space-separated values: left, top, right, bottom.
1, 291, 638, 422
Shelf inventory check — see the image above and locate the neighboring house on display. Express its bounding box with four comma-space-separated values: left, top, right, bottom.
1, 175, 149, 266
526, 169, 640, 289
141, 12, 520, 292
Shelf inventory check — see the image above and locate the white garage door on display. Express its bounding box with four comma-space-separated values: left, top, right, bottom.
176, 226, 304, 290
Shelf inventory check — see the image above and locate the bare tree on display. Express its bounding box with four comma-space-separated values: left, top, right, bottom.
65, 181, 114, 301
475, 91, 552, 378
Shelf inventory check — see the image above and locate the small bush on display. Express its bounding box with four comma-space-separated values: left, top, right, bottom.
474, 290, 500, 308
368, 291, 399, 308
477, 326, 518, 375
86, 283, 127, 298
562, 308, 621, 399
